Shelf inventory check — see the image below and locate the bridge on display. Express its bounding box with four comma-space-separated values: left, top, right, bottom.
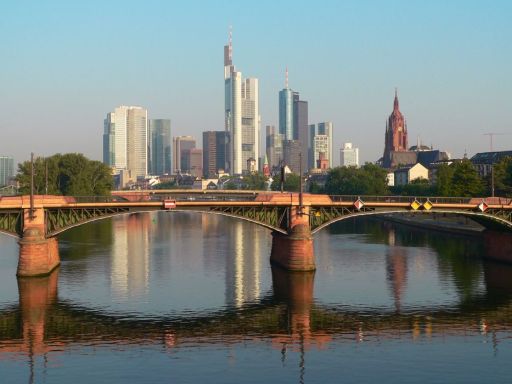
1, 191, 512, 276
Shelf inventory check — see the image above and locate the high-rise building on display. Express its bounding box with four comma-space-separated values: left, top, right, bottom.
279, 72, 308, 172
309, 122, 333, 169
103, 105, 148, 178
173, 136, 196, 173
189, 148, 203, 179
149, 119, 171, 175
279, 88, 295, 140
0, 156, 14, 187
283, 140, 302, 174
224, 30, 260, 175
265, 125, 283, 170
203, 131, 229, 178
340, 142, 359, 167
383, 90, 408, 168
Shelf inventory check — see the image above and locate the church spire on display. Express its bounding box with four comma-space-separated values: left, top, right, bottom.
394, 88, 399, 111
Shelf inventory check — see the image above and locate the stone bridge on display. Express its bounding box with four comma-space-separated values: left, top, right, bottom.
1, 192, 512, 276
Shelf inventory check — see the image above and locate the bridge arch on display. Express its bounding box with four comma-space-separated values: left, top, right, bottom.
310, 209, 512, 235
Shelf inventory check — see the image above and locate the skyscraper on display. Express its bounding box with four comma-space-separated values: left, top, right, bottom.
203, 131, 229, 178
173, 136, 196, 173
279, 72, 308, 172
224, 30, 260, 175
265, 125, 283, 170
340, 143, 359, 167
103, 105, 148, 178
149, 119, 171, 175
383, 90, 408, 168
309, 122, 333, 169
0, 156, 14, 187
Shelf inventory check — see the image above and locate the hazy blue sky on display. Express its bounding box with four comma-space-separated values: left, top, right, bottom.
1, 0, 511, 165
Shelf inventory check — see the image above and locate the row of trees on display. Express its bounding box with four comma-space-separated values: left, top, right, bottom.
219, 156, 512, 198
323, 158, 512, 197
16, 153, 113, 196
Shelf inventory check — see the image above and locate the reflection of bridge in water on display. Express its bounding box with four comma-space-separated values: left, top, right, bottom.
2, 262, 512, 359
1, 191, 512, 276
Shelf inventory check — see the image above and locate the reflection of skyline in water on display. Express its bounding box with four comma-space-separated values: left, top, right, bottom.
111, 213, 151, 298
2, 215, 512, 383
107, 212, 267, 309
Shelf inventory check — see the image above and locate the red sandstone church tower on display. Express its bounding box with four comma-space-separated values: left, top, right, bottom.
383, 90, 408, 168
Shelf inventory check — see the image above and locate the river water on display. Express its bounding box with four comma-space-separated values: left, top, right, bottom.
1, 212, 512, 383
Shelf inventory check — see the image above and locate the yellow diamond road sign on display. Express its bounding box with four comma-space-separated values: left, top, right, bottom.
410, 200, 420, 210
423, 200, 433, 211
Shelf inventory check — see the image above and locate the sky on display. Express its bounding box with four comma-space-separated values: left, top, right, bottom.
1, 0, 511, 166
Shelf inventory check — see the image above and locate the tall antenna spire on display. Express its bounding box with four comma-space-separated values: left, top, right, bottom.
229, 25, 233, 62
285, 66, 289, 89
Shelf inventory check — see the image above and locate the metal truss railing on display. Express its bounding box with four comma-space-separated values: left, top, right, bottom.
208, 205, 290, 232
45, 207, 131, 236
0, 210, 23, 236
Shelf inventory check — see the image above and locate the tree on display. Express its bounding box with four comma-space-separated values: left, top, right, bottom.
243, 173, 267, 190
270, 173, 301, 192
492, 156, 512, 197
324, 164, 389, 196
450, 159, 485, 197
16, 153, 113, 196
392, 177, 434, 196
433, 163, 455, 196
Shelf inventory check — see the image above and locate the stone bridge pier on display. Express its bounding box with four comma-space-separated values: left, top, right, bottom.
17, 204, 60, 277
270, 205, 315, 271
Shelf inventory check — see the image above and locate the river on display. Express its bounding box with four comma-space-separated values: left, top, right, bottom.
1, 212, 512, 383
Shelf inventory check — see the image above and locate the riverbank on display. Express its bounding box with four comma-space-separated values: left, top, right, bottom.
378, 212, 485, 236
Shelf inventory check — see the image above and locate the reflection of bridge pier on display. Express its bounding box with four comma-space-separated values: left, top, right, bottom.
17, 270, 59, 355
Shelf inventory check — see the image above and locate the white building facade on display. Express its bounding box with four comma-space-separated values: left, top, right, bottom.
103, 105, 148, 179
224, 32, 259, 175
340, 142, 359, 167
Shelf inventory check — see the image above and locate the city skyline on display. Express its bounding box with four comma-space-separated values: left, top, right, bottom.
1, 1, 511, 165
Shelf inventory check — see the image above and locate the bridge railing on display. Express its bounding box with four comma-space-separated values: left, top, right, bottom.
328, 195, 480, 205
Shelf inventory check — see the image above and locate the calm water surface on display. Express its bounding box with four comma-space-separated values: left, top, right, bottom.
1, 212, 512, 383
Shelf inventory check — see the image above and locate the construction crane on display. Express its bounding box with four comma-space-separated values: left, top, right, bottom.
483, 132, 511, 152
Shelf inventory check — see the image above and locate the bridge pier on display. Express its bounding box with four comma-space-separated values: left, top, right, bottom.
270, 206, 316, 271
17, 208, 60, 277
483, 230, 512, 264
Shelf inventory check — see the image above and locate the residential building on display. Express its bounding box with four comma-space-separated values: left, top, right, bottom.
0, 156, 14, 187
394, 163, 429, 186
149, 119, 171, 175
203, 131, 229, 178
224, 31, 259, 174
340, 142, 359, 167
103, 105, 148, 178
172, 136, 196, 173
471, 150, 512, 178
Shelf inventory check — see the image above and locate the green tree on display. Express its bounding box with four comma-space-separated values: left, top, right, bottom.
243, 173, 267, 190
16, 153, 113, 196
492, 156, 512, 197
450, 159, 485, 197
270, 173, 301, 192
392, 177, 433, 196
324, 164, 389, 195
434, 163, 455, 196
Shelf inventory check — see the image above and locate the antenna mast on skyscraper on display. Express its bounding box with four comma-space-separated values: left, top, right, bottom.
285, 67, 289, 89
229, 25, 233, 62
